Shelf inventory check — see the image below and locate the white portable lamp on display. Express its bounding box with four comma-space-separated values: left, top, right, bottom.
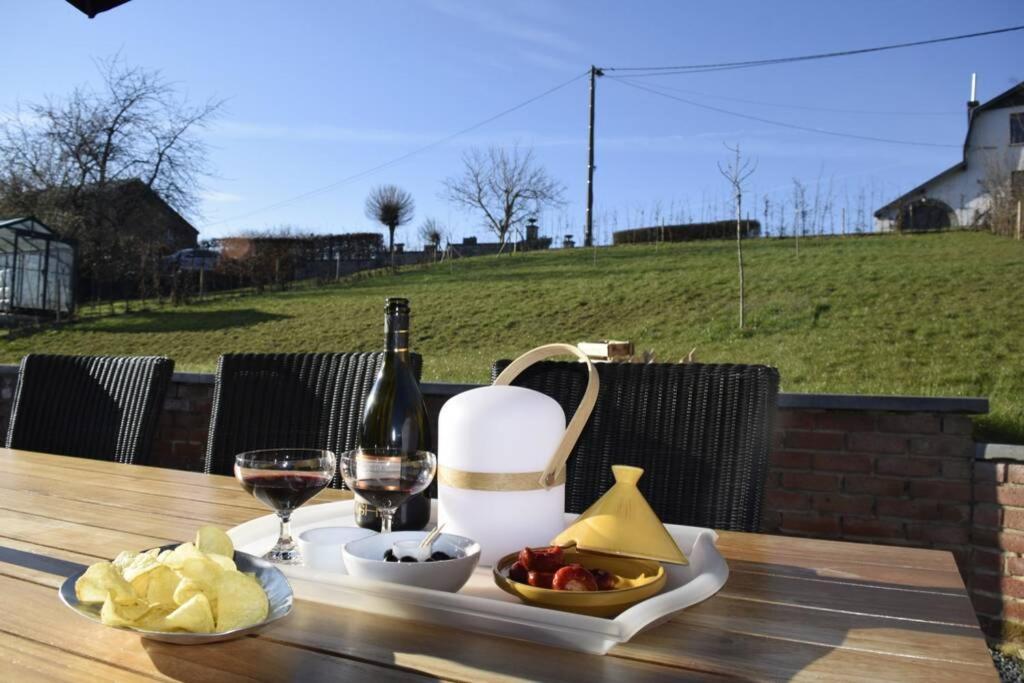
437, 344, 599, 566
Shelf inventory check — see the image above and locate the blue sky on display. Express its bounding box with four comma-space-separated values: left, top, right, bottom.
1, 0, 1020, 244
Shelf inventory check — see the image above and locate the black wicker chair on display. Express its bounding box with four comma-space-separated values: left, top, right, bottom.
203, 352, 422, 484
6, 354, 174, 465
490, 360, 780, 532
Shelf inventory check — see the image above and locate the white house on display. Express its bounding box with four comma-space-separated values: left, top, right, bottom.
875, 79, 1024, 231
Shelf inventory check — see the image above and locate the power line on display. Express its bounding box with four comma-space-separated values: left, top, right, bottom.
601, 25, 1024, 76
610, 77, 961, 148
601, 78, 963, 116
202, 70, 589, 229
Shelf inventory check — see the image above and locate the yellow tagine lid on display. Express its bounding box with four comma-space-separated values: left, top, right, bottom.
551, 465, 689, 565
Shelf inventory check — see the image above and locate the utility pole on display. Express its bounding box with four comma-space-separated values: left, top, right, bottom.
585, 65, 603, 248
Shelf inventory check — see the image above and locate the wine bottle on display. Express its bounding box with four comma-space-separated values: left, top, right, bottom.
355, 297, 432, 531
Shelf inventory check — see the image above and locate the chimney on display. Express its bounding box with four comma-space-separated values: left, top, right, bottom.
967, 72, 980, 125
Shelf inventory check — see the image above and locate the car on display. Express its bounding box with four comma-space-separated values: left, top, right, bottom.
165, 248, 220, 272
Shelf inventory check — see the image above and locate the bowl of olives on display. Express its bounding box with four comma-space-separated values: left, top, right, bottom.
342, 531, 481, 592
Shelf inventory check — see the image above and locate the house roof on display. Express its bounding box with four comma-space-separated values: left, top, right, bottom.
875, 80, 1024, 217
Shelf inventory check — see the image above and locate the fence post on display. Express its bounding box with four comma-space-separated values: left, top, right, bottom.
1017, 200, 1022, 241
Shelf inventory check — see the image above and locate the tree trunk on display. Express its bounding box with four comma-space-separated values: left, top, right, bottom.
736, 191, 745, 330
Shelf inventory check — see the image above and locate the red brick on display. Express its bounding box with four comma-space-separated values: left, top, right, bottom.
974, 504, 1003, 529
999, 533, 1024, 554
779, 512, 841, 536
847, 432, 906, 455
875, 456, 941, 478
764, 489, 809, 511
1007, 556, 1024, 576
812, 452, 872, 473
996, 486, 1024, 507
905, 524, 969, 546
940, 458, 972, 480
942, 415, 974, 435
842, 517, 905, 539
780, 471, 841, 492
783, 431, 845, 451
1008, 465, 1024, 485
1004, 599, 1024, 622
907, 436, 973, 458
877, 498, 935, 521
975, 548, 1006, 573
770, 450, 812, 470
844, 475, 905, 497
877, 413, 940, 434
976, 462, 1007, 484
1003, 577, 1024, 599
778, 410, 816, 430
813, 412, 875, 432
908, 480, 972, 502
811, 493, 874, 515
974, 483, 997, 503
973, 573, 1001, 594
1005, 508, 1024, 532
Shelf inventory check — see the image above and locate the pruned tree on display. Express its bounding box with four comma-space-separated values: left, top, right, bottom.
443, 145, 564, 252
718, 143, 757, 329
365, 184, 414, 268
0, 55, 221, 302
418, 217, 445, 252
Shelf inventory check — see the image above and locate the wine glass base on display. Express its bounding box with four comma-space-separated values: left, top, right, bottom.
263, 543, 302, 565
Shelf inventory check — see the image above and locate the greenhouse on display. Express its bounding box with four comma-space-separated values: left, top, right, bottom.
0, 217, 75, 316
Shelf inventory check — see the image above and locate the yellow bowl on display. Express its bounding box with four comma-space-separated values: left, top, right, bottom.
492, 548, 666, 617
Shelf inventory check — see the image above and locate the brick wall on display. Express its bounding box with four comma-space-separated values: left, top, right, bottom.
5, 365, 1023, 640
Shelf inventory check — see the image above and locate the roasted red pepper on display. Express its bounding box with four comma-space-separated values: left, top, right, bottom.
518, 546, 565, 573
552, 564, 598, 591
527, 570, 555, 589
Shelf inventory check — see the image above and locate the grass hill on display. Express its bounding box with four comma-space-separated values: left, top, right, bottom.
3, 231, 1023, 442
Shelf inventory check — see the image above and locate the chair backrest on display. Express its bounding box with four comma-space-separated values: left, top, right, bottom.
490, 360, 780, 532
204, 352, 423, 483
6, 354, 175, 465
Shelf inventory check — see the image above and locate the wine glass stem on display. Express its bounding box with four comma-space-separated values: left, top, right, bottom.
380, 508, 395, 534
278, 512, 293, 546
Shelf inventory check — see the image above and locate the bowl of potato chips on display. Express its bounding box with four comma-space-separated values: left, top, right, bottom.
59, 525, 292, 644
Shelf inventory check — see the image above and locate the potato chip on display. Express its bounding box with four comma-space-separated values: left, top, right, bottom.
215, 571, 269, 632
75, 562, 135, 605
195, 525, 234, 558
145, 565, 181, 611
100, 595, 150, 628
162, 542, 206, 569
208, 553, 237, 572
166, 593, 215, 633
172, 577, 206, 607
133, 607, 174, 632
121, 552, 161, 583
111, 550, 139, 572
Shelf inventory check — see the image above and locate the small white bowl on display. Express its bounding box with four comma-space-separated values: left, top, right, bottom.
342, 531, 481, 592
298, 526, 376, 572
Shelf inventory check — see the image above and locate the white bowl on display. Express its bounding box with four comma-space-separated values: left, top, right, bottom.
342, 531, 481, 592
298, 526, 376, 572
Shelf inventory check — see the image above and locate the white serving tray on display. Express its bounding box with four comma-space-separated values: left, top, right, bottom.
227, 500, 729, 655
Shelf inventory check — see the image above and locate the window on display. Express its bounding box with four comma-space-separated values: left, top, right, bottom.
1012, 112, 1024, 145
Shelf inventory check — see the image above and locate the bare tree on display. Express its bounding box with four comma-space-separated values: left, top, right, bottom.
365, 184, 414, 268
0, 55, 221, 302
418, 217, 446, 253
443, 145, 564, 252
718, 143, 757, 329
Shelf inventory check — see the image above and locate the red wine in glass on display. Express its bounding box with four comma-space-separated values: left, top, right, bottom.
234, 448, 336, 565
240, 471, 333, 513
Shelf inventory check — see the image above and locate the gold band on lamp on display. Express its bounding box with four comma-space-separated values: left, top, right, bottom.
438, 465, 566, 492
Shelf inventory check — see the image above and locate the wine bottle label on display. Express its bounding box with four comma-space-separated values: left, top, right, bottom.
356, 454, 402, 481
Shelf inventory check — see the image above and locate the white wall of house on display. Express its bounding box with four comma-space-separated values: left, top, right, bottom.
875, 103, 1024, 231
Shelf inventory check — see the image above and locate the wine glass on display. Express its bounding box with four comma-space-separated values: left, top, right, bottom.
234, 448, 336, 564
339, 448, 437, 534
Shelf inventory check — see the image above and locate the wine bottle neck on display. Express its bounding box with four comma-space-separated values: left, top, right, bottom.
385, 311, 410, 358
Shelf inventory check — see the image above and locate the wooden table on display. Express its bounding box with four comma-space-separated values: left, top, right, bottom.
0, 449, 996, 681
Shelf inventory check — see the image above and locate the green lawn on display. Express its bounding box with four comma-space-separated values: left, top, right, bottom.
4, 231, 1023, 442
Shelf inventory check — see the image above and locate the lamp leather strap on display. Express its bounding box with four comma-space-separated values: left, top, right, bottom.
438, 465, 566, 491
493, 343, 600, 489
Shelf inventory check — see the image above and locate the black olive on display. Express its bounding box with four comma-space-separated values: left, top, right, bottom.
430, 551, 453, 561
399, 556, 418, 563
383, 549, 396, 561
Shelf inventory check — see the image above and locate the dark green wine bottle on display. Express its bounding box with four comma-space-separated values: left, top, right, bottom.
355, 297, 431, 531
